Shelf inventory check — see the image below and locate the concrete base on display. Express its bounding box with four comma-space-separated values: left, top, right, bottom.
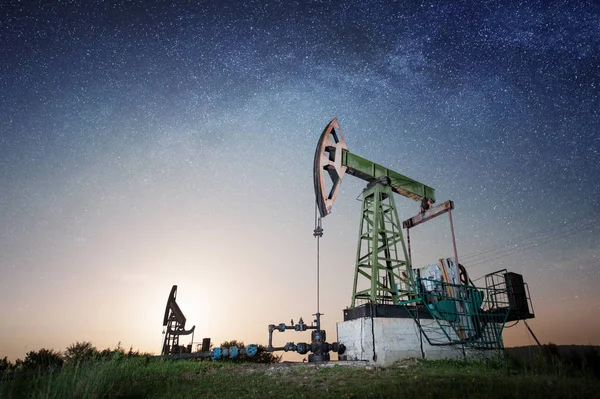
337, 316, 496, 366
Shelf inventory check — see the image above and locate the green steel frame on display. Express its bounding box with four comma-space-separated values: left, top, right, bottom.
351, 180, 413, 307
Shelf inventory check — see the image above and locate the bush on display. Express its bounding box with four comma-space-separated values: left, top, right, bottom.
65, 341, 98, 363
0, 357, 14, 374
22, 349, 64, 371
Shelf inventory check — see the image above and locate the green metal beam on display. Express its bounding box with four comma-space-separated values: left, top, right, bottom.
342, 150, 435, 203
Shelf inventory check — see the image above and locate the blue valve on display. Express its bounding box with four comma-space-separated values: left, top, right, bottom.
211, 347, 222, 360
246, 344, 258, 357
296, 342, 308, 355
284, 342, 295, 352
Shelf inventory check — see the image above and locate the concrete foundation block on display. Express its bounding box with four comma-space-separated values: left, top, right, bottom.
337, 317, 491, 366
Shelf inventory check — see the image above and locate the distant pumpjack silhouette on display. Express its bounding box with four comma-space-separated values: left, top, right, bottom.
162, 285, 195, 355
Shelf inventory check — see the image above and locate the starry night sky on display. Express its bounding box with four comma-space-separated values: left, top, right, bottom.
1, 1, 599, 361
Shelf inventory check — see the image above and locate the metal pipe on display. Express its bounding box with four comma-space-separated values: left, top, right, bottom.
265, 315, 345, 361
314, 213, 323, 315
448, 210, 459, 268
268, 326, 273, 350
157, 343, 258, 360
406, 227, 412, 267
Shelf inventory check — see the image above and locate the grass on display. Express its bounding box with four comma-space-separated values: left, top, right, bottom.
1, 356, 599, 398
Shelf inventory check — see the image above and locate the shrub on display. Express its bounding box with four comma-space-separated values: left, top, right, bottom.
22, 349, 64, 371
0, 357, 14, 374
65, 341, 98, 363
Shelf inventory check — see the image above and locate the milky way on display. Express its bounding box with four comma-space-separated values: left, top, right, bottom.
1, 1, 599, 360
